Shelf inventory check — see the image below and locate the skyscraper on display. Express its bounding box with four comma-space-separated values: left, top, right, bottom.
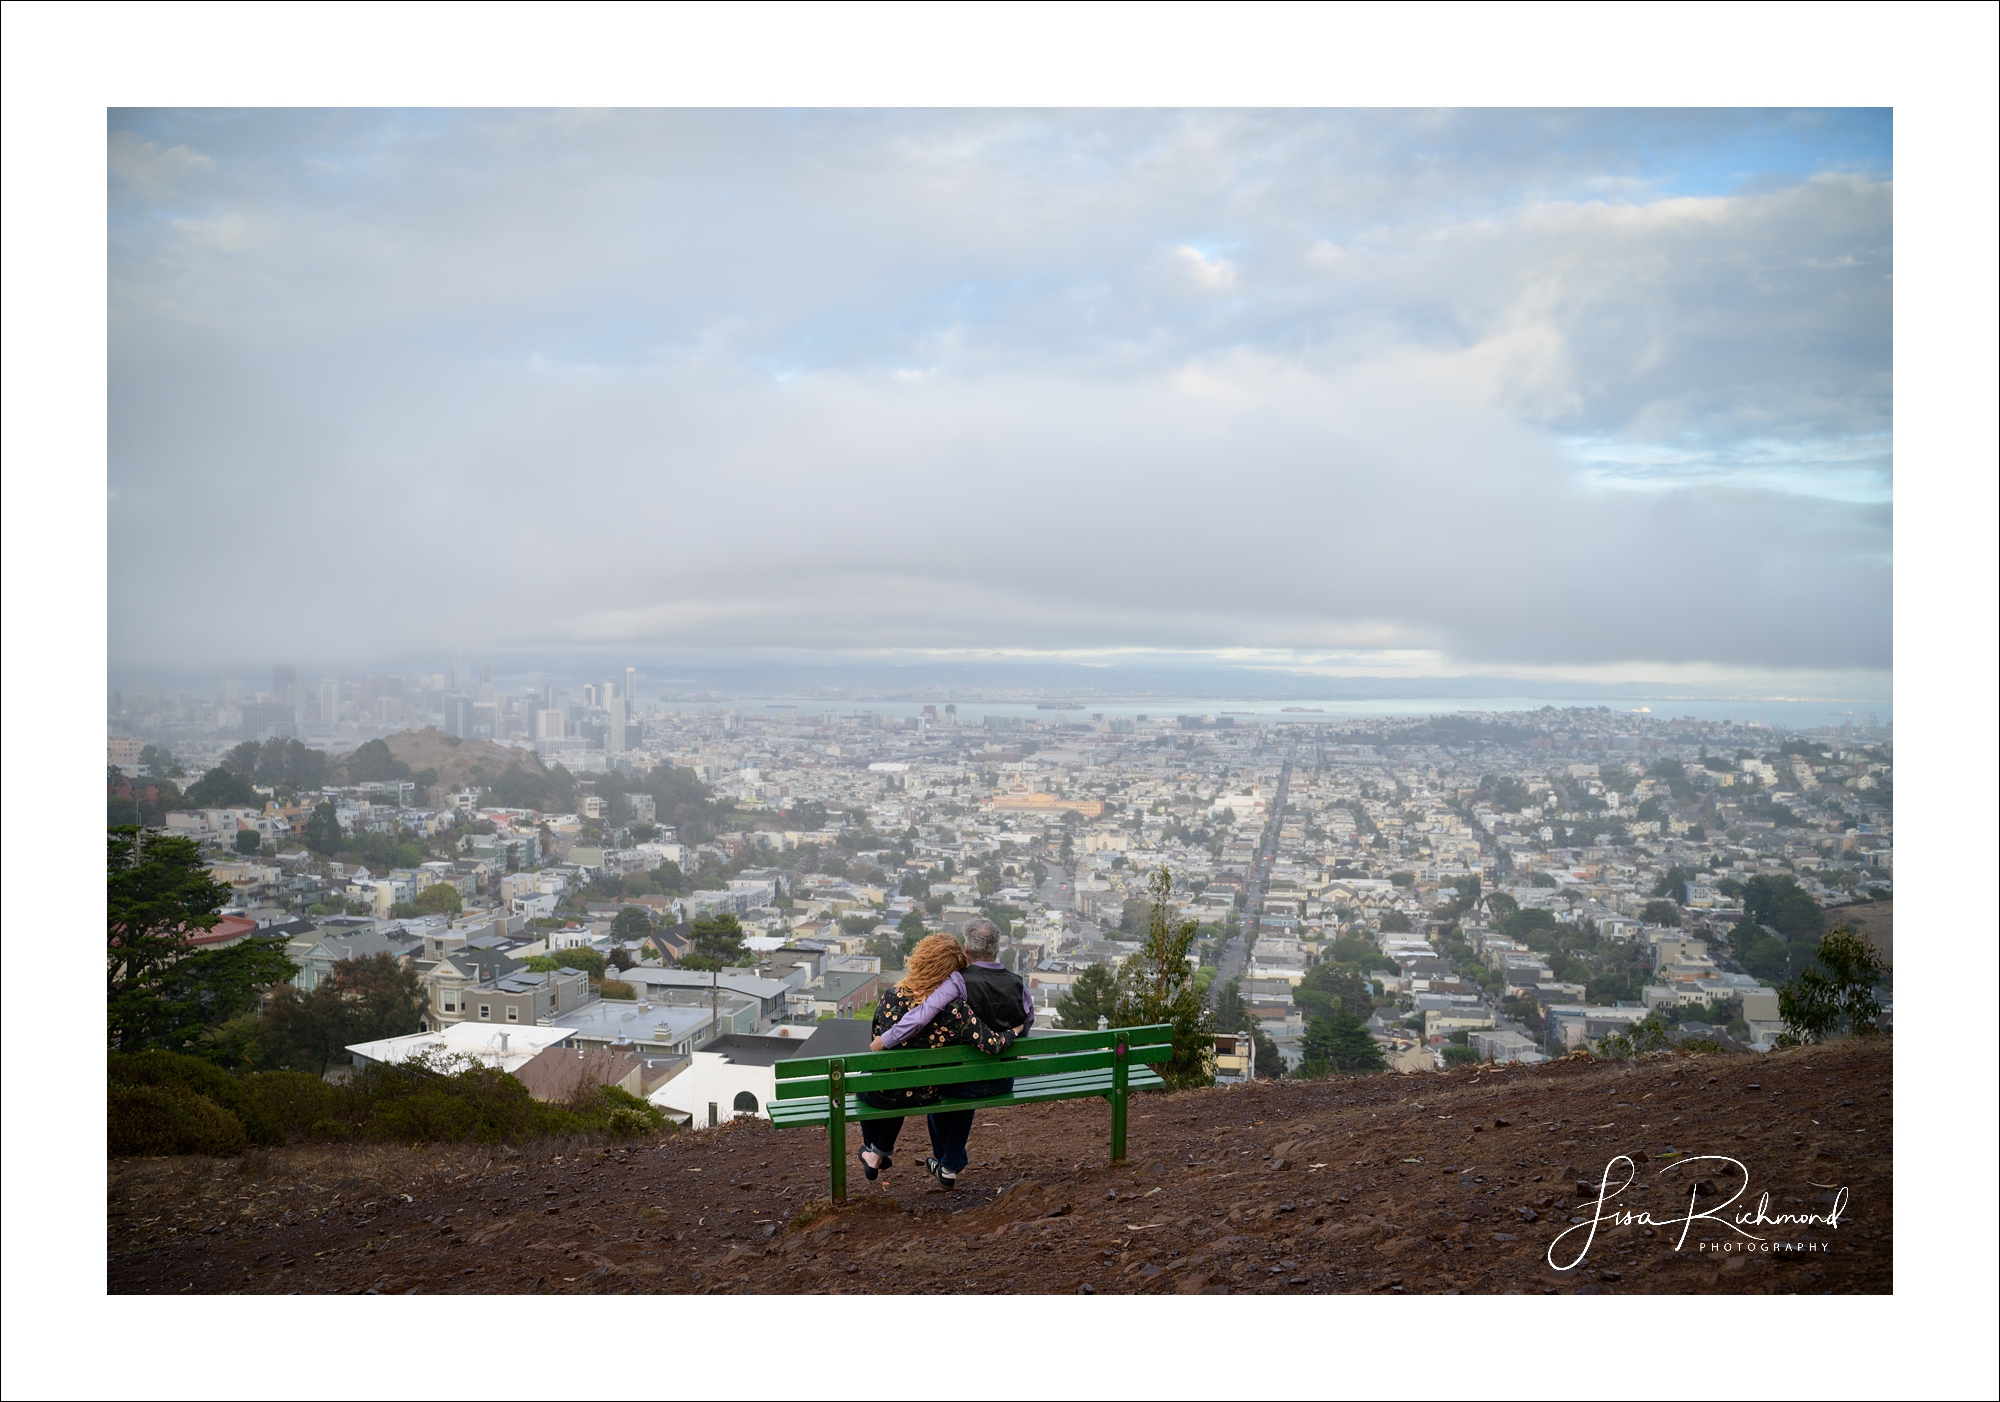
605, 675, 627, 753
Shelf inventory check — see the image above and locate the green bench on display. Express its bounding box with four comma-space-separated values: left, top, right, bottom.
771, 1024, 1175, 1200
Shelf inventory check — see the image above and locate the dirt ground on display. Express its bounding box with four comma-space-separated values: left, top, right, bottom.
108, 1038, 1890, 1295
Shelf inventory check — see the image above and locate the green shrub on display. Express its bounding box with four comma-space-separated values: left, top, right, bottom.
110, 1049, 283, 1145
110, 1082, 248, 1157
107, 1052, 673, 1157
588, 1080, 668, 1136
240, 1070, 344, 1139
365, 1085, 484, 1143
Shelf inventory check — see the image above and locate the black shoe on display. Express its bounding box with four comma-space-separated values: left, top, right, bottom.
925, 1156, 959, 1189
858, 1146, 888, 1182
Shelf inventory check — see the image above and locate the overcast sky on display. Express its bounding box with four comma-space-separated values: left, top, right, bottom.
108, 108, 1891, 689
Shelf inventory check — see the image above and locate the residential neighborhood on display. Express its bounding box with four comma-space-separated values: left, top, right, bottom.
108, 667, 1893, 1106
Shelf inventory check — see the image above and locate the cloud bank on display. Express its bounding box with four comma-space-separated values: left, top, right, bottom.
107, 109, 1891, 680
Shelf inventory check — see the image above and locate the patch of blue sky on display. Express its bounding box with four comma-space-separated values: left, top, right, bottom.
1563, 432, 1892, 503
1635, 109, 1890, 198
1411, 108, 1890, 215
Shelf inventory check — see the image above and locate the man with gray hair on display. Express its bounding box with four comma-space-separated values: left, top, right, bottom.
871, 916, 1033, 1187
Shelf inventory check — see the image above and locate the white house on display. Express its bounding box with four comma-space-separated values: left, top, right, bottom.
648, 1020, 873, 1127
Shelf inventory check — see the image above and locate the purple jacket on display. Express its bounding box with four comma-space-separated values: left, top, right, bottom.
880, 962, 1035, 1048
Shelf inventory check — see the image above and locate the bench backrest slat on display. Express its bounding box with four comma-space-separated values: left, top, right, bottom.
772, 1023, 1174, 1084
768, 1048, 1168, 1096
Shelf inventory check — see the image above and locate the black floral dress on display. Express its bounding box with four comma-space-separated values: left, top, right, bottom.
860, 984, 1016, 1112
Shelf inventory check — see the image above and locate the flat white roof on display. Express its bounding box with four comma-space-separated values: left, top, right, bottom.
346, 1021, 575, 1074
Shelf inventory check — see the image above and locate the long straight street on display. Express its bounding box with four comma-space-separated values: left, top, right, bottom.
1212, 756, 1293, 1005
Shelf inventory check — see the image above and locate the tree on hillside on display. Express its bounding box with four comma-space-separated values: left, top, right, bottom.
1778, 928, 1890, 1046
138, 743, 185, 778
896, 908, 928, 956
232, 829, 262, 855
335, 953, 428, 1043
120, 935, 298, 1058
110, 827, 296, 1054
1639, 899, 1683, 928
645, 860, 687, 896
1213, 975, 1248, 1033
1298, 1012, 1387, 1077
223, 736, 332, 789
1378, 908, 1414, 934
180, 766, 258, 809
1055, 962, 1119, 1030
414, 883, 462, 916
304, 800, 343, 855
1742, 875, 1824, 939
1324, 935, 1379, 968
1478, 775, 1532, 810
487, 759, 577, 813
1111, 867, 1215, 1090
683, 913, 748, 1036
1442, 873, 1482, 919
260, 953, 427, 1074
611, 906, 653, 943
346, 738, 413, 783
633, 763, 726, 842
1651, 865, 1692, 904
684, 914, 747, 971
1293, 964, 1371, 1025
1247, 1023, 1285, 1078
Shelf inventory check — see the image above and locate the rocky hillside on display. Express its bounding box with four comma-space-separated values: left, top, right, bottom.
108, 1039, 1890, 1295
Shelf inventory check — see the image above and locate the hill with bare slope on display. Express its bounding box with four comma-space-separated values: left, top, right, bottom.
344, 728, 548, 796
107, 1038, 1891, 1296
1830, 901, 1893, 964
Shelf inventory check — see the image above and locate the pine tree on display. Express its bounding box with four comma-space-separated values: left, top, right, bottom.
684, 914, 748, 1042
304, 800, 343, 855
1112, 867, 1215, 1089
1213, 975, 1248, 1033
1299, 1011, 1387, 1077
1056, 962, 1119, 1030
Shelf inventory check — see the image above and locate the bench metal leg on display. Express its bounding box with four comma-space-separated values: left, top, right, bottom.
1110, 1038, 1129, 1162
828, 1059, 848, 1201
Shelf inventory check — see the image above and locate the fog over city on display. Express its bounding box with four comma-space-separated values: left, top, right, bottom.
109, 109, 1890, 692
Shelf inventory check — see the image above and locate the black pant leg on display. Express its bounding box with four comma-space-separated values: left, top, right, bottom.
926, 1108, 975, 1173
856, 1092, 905, 1155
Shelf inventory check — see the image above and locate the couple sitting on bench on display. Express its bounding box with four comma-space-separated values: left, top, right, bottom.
855, 918, 1032, 1189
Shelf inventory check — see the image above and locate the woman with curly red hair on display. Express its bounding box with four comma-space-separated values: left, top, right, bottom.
856, 932, 1018, 1188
